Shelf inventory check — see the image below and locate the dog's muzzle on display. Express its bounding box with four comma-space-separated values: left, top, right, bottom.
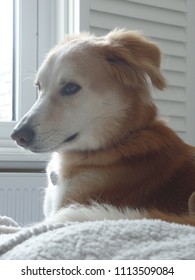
11, 126, 35, 148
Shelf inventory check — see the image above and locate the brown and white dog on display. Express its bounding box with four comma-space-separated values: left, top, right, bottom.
11, 30, 195, 226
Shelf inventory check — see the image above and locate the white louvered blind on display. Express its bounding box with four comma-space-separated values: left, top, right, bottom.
84, 0, 189, 141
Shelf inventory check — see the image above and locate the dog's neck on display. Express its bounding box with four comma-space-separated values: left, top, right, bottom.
58, 119, 184, 168
46, 120, 188, 210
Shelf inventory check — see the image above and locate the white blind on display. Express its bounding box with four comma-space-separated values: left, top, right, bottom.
88, 0, 187, 140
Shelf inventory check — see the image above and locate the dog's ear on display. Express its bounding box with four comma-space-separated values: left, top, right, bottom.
102, 30, 166, 90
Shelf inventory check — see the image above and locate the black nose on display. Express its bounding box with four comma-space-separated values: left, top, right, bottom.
11, 126, 35, 147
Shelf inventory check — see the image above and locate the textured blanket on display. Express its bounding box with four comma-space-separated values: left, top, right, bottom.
0, 215, 195, 259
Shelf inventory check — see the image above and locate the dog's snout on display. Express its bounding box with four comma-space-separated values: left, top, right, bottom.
11, 126, 35, 148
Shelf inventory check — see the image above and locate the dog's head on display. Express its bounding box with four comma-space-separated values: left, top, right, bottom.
11, 30, 166, 153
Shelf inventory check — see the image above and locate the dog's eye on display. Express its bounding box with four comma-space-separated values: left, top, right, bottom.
61, 83, 81, 96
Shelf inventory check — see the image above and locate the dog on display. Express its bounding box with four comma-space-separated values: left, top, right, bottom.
11, 29, 195, 226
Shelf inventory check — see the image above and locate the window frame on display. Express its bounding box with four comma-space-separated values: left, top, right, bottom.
0, 0, 70, 167
0, 0, 38, 164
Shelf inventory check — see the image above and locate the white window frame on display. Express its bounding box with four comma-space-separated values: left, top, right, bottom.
0, 0, 38, 161
0, 0, 71, 168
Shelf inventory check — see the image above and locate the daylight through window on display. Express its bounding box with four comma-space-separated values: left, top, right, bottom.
0, 0, 13, 121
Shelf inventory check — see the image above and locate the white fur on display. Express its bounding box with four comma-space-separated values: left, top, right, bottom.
1, 204, 145, 234
45, 203, 145, 224
44, 153, 63, 217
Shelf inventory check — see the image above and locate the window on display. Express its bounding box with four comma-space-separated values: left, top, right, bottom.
0, 0, 13, 121
0, 0, 39, 166
0, 0, 70, 167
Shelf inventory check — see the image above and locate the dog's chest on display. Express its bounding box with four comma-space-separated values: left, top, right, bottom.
45, 153, 88, 212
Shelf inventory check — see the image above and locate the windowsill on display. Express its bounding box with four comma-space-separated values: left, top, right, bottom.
0, 124, 50, 170
0, 146, 50, 170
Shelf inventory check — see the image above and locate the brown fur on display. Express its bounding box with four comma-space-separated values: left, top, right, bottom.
12, 30, 195, 226
57, 31, 195, 223
59, 122, 195, 215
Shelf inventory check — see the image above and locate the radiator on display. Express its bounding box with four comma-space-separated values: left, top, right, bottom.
0, 173, 47, 226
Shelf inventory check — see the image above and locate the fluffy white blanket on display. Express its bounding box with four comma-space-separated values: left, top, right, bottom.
0, 215, 195, 259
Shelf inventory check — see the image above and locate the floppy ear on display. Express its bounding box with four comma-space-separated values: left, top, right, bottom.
102, 30, 166, 90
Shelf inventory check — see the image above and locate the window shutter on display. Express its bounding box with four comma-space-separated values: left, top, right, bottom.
87, 0, 188, 141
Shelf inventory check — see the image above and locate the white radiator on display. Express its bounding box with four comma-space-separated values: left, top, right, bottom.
0, 173, 47, 225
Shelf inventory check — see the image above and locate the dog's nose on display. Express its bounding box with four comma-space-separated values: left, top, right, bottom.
11, 126, 35, 147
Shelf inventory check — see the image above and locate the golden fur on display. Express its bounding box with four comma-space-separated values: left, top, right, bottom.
11, 30, 195, 226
